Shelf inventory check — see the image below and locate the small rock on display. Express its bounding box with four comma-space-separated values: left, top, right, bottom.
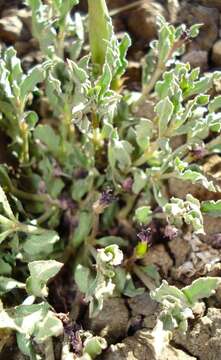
212, 39, 221, 67
0, 16, 23, 43
174, 307, 221, 360
169, 237, 191, 267
128, 292, 159, 329
15, 39, 37, 56
142, 244, 173, 277
160, 345, 196, 360
126, 1, 166, 43
178, 4, 219, 51
102, 330, 196, 360
128, 292, 158, 318
199, 0, 221, 10
182, 50, 208, 71
85, 298, 129, 343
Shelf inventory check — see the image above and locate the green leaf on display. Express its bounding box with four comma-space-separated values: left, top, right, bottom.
151, 280, 187, 304
135, 119, 152, 150
71, 212, 92, 248
132, 169, 148, 194
84, 336, 107, 359
189, 24, 203, 38
23, 231, 59, 256
20, 65, 44, 103
208, 95, 221, 113
135, 206, 152, 225
0, 277, 25, 295
97, 63, 112, 98
0, 185, 15, 220
0, 230, 14, 245
88, 0, 112, 66
155, 97, 174, 137
95, 236, 128, 247
201, 200, 221, 216
34, 124, 60, 155
123, 274, 144, 297
26, 260, 63, 297
34, 311, 63, 342
0, 301, 21, 332
0, 258, 12, 275
74, 265, 93, 294
182, 277, 220, 306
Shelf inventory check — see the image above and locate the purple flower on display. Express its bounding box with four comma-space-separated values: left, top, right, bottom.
64, 322, 83, 355
137, 227, 152, 245
191, 145, 207, 159
164, 225, 179, 240
93, 188, 116, 214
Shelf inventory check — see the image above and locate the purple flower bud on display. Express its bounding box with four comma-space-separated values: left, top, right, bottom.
137, 227, 152, 245
164, 225, 179, 240
191, 145, 207, 159
74, 168, 89, 179
100, 188, 116, 206
93, 188, 116, 214
64, 322, 83, 355
122, 177, 133, 192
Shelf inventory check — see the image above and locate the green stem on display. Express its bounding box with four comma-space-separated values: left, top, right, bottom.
134, 141, 159, 166
11, 185, 58, 206
118, 194, 137, 219
36, 206, 57, 225
133, 64, 164, 111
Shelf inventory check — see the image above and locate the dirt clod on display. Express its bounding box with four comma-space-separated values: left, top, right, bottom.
85, 298, 129, 343
174, 308, 221, 360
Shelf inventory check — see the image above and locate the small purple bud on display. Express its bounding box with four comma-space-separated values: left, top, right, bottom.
122, 177, 133, 192
63, 322, 83, 355
191, 145, 207, 159
137, 227, 152, 245
100, 188, 116, 206
164, 225, 179, 240
74, 168, 89, 179
93, 188, 116, 214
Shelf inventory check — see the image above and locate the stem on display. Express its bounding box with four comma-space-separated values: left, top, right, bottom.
56, 27, 65, 59
11, 185, 59, 206
110, 0, 144, 16
134, 65, 164, 110
118, 194, 137, 219
36, 206, 57, 225
133, 141, 159, 166
89, 212, 100, 242
133, 38, 187, 110
44, 338, 55, 360
133, 264, 155, 291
